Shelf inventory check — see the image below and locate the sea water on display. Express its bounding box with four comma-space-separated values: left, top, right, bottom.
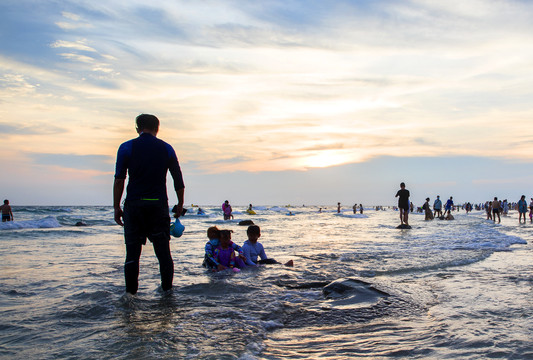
0, 205, 531, 359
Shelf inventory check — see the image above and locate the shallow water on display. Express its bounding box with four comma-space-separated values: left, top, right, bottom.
0, 206, 531, 359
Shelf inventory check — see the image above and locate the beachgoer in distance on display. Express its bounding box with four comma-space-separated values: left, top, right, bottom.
203, 227, 246, 271
337, 202, 341, 213
360, 204, 363, 214
433, 196, 442, 218
113, 114, 185, 295
492, 197, 501, 223
242, 225, 293, 267
444, 197, 454, 217
353, 204, 357, 214
395, 182, 410, 226
222, 200, 233, 220
486, 201, 493, 220
1, 199, 13, 222
529, 198, 533, 222
517, 195, 527, 223
423, 197, 433, 221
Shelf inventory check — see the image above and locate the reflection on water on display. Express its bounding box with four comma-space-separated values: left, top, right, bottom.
0, 206, 531, 359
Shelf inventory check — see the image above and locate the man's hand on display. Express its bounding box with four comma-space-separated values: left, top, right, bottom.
113, 178, 125, 226
173, 203, 183, 218
114, 207, 124, 226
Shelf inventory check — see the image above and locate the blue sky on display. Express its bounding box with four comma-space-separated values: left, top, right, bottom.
1, 0, 533, 206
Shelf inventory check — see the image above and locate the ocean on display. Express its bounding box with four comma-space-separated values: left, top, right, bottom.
0, 205, 531, 359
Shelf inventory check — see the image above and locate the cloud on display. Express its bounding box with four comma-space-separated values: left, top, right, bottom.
0, 122, 67, 136
2, 0, 533, 205
27, 153, 114, 172
51, 40, 97, 52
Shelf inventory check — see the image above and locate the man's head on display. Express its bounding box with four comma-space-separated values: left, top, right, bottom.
400, 182, 405, 189
136, 114, 159, 134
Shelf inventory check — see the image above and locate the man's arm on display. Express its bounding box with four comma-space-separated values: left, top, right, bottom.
174, 187, 184, 218
113, 178, 125, 226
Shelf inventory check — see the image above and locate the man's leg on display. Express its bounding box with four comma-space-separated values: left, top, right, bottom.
124, 242, 142, 294
152, 236, 174, 291
148, 203, 173, 291
123, 201, 145, 295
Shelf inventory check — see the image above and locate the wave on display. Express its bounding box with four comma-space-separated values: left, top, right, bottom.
0, 216, 62, 230
13, 206, 74, 214
335, 213, 369, 218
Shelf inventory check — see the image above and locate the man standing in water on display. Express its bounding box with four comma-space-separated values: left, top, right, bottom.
113, 114, 185, 295
395, 182, 410, 226
1, 199, 13, 222
433, 195, 443, 218
492, 197, 501, 223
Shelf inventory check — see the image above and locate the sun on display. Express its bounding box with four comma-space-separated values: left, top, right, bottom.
301, 151, 354, 169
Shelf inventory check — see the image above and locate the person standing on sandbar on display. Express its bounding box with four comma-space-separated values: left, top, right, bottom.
113, 114, 185, 295
395, 182, 410, 226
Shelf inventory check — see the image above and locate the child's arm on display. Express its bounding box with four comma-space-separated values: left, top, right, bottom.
258, 243, 268, 261
205, 243, 220, 267
242, 244, 257, 266
231, 241, 247, 261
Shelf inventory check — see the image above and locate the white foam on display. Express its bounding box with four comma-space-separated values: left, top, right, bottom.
0, 216, 61, 230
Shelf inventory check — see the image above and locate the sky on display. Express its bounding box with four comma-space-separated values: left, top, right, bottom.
1, 0, 533, 207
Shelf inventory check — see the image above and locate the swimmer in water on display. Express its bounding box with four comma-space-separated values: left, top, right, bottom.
1, 199, 13, 222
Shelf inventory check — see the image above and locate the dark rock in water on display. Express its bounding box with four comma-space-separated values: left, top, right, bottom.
396, 224, 411, 229
75, 221, 87, 226
238, 220, 254, 226
322, 278, 389, 309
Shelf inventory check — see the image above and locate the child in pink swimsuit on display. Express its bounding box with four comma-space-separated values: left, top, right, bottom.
214, 230, 246, 271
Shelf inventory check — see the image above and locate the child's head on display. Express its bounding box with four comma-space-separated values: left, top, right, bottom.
247, 225, 261, 242
207, 226, 220, 240
219, 229, 233, 247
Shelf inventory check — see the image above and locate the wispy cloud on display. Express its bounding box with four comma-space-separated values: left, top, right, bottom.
2, 0, 533, 204
27, 153, 114, 172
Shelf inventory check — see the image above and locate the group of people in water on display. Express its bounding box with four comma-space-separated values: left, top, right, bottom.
202, 224, 293, 272
394, 182, 533, 226
482, 196, 532, 223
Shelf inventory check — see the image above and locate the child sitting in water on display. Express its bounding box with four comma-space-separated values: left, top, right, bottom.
214, 230, 247, 271
203, 227, 246, 271
242, 225, 293, 267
